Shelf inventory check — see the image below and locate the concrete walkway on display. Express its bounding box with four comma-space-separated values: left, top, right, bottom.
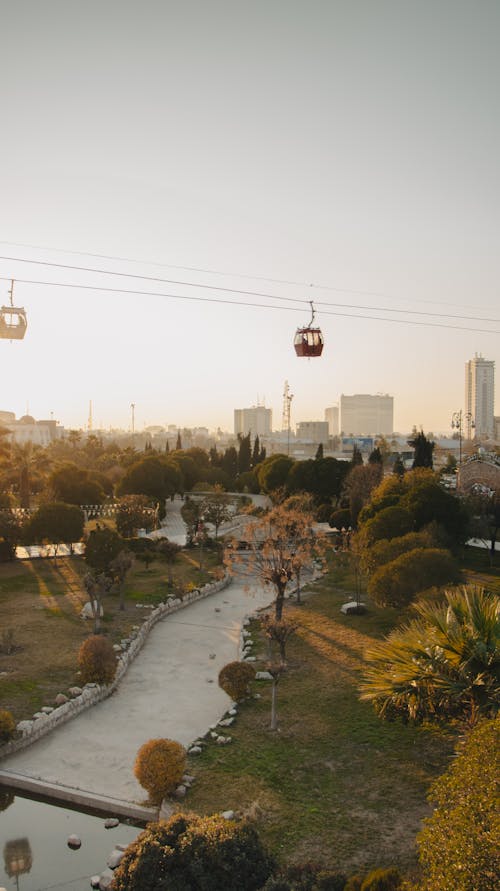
1, 571, 274, 807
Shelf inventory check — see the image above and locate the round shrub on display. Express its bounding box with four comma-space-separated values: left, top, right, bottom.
134, 738, 186, 804
0, 709, 16, 743
218, 660, 256, 701
112, 812, 275, 891
77, 634, 117, 685
360, 868, 402, 891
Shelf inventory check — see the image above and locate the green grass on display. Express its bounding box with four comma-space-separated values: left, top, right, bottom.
180, 571, 457, 875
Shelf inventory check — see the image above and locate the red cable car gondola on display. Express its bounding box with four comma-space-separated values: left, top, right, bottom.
294, 301, 324, 357
0, 281, 27, 340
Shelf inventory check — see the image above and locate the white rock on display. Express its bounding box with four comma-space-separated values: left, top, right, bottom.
54, 693, 68, 706
244, 656, 257, 662
115, 843, 129, 852
221, 810, 235, 820
182, 774, 195, 785
255, 671, 273, 680
228, 708, 237, 716
99, 869, 115, 890
17, 720, 33, 734
340, 601, 367, 615
174, 784, 187, 799
104, 817, 119, 829
81, 600, 103, 619
41, 706, 54, 714
67, 834, 81, 849
107, 848, 124, 869
218, 717, 234, 727
90, 877, 101, 889
68, 686, 82, 697
189, 746, 202, 754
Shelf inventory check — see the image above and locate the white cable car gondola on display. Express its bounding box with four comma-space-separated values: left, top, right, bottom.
0, 280, 27, 340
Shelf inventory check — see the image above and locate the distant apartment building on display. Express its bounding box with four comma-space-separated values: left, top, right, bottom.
324, 405, 339, 436
296, 421, 329, 444
465, 354, 495, 439
340, 394, 393, 435
234, 405, 272, 437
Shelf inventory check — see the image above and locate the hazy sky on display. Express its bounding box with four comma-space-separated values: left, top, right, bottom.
0, 0, 498, 434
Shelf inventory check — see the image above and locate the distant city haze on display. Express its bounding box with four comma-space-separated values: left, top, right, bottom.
0, 2, 498, 432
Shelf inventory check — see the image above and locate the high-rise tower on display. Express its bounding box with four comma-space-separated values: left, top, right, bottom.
465, 354, 495, 439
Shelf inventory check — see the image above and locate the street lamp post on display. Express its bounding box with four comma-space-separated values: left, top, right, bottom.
451, 410, 475, 464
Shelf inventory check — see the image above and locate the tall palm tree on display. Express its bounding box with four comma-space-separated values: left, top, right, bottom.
0, 441, 51, 508
360, 585, 500, 727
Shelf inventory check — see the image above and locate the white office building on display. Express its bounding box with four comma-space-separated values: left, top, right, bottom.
465, 354, 495, 439
340, 394, 393, 436
234, 405, 272, 437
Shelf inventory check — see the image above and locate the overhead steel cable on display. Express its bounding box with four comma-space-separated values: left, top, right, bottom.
0, 256, 498, 325
1, 276, 498, 334
0, 239, 492, 311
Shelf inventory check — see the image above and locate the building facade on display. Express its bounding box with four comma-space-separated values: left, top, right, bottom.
324, 405, 339, 436
340, 394, 393, 435
465, 354, 495, 439
234, 405, 272, 437
296, 421, 329, 444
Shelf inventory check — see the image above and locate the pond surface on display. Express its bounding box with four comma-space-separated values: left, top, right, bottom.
0, 790, 140, 890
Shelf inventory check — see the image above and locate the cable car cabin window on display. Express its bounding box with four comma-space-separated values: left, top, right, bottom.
0, 306, 28, 340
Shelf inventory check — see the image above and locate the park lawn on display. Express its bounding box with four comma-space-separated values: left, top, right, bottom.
0, 549, 220, 722
180, 569, 457, 876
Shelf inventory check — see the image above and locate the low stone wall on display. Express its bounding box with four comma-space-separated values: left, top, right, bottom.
0, 575, 230, 759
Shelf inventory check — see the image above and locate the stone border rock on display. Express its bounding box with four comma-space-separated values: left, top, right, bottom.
0, 575, 230, 759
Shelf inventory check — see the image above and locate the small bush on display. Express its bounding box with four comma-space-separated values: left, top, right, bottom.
77, 635, 117, 685
360, 868, 402, 891
134, 738, 186, 804
112, 812, 275, 891
218, 661, 256, 701
0, 709, 16, 743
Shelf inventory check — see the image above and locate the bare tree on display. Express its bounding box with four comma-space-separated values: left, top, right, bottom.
225, 500, 323, 620
260, 614, 299, 667
109, 550, 134, 611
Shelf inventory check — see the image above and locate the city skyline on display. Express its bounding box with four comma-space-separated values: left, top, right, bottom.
1, 2, 498, 433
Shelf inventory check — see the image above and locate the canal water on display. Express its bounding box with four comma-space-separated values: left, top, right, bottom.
0, 789, 140, 890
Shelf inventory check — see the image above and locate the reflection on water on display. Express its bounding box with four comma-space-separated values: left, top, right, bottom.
0, 790, 139, 890
4, 838, 32, 887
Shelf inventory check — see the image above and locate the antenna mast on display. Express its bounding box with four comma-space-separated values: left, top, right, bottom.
282, 380, 293, 456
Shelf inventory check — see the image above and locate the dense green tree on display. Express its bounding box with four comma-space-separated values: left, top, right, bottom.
155, 537, 182, 587
257, 454, 295, 494
118, 455, 181, 505
367, 547, 461, 607
360, 505, 414, 546
415, 717, 499, 891
85, 527, 124, 573
360, 528, 436, 574
392, 454, 405, 477
408, 430, 435, 469
112, 812, 275, 891
0, 511, 23, 561
368, 446, 383, 465
360, 585, 499, 725
26, 502, 84, 555
315, 442, 324, 460
115, 494, 156, 537
221, 445, 238, 481
109, 549, 134, 610
49, 462, 106, 505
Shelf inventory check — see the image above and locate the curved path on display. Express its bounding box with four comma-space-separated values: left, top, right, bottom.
1, 570, 273, 806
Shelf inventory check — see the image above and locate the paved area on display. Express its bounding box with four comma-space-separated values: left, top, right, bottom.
1, 571, 274, 806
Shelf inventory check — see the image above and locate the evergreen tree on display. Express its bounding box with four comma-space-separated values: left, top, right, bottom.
408, 430, 435, 468
237, 432, 252, 474
251, 434, 260, 468
351, 444, 363, 466
393, 453, 405, 477
165, 440, 170, 453
176, 431, 182, 450
315, 442, 324, 460
368, 446, 382, 464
